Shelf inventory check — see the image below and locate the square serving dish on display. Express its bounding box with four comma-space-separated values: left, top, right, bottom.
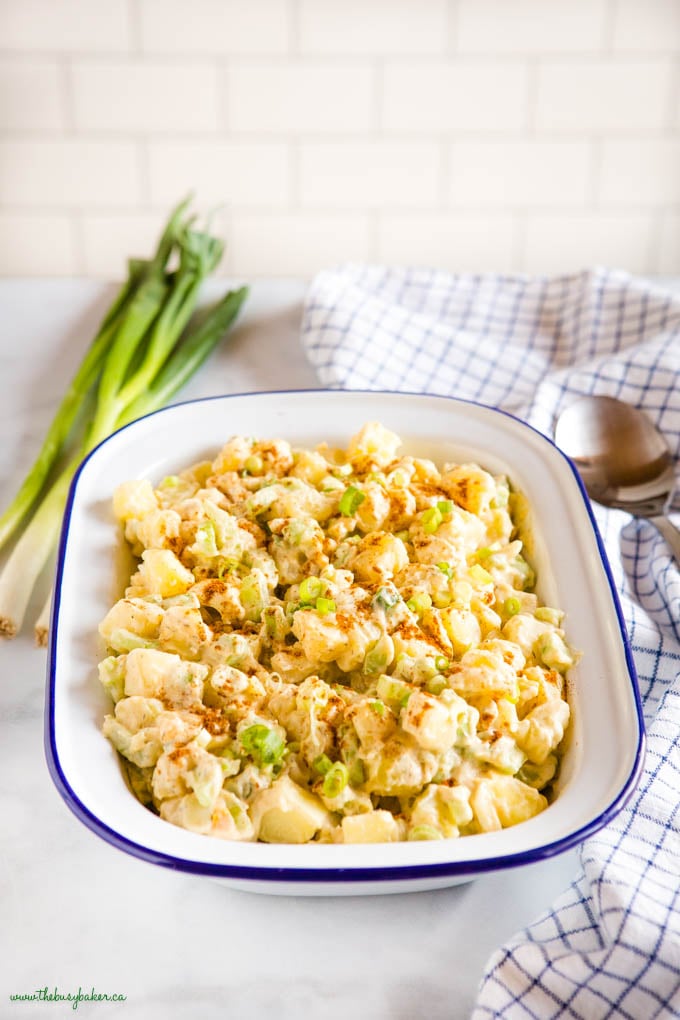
45, 390, 644, 896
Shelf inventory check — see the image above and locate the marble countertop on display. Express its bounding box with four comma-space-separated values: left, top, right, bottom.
0, 279, 579, 1020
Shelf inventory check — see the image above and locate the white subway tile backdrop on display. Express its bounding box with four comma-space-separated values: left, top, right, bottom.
0, 0, 678, 278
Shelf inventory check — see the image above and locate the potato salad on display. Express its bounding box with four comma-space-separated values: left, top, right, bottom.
98, 422, 576, 845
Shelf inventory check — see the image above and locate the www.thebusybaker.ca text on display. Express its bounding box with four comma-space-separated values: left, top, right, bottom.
9, 986, 127, 1010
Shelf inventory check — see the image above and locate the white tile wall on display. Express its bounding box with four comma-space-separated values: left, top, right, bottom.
227, 63, 376, 133
0, 60, 65, 130
0, 0, 678, 279
71, 62, 221, 133
447, 140, 592, 208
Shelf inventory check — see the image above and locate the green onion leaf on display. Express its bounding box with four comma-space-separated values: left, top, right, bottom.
535, 606, 564, 626
469, 564, 493, 585
426, 676, 447, 696
406, 591, 432, 616
373, 585, 400, 610
313, 753, 333, 775
315, 596, 336, 615
504, 596, 521, 617
422, 506, 443, 534
339, 485, 366, 516
322, 762, 349, 798
299, 576, 324, 604
239, 724, 286, 767
408, 825, 443, 841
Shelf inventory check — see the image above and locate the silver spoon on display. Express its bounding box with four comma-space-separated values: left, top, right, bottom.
555, 394, 680, 562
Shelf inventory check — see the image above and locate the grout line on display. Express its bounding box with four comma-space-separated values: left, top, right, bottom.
288, 0, 300, 55
289, 138, 301, 210
58, 58, 75, 133
526, 58, 539, 135
588, 136, 603, 207
663, 54, 680, 130
127, 0, 143, 53
373, 59, 383, 134
217, 60, 229, 133
7, 48, 680, 61
70, 212, 87, 274
440, 139, 451, 209
447, 0, 459, 53
602, 0, 618, 53
3, 199, 680, 216
646, 210, 664, 274
137, 137, 151, 205
513, 211, 527, 273
367, 211, 379, 262
2, 128, 676, 143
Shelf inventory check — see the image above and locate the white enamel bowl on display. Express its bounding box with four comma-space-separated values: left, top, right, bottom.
46, 391, 644, 896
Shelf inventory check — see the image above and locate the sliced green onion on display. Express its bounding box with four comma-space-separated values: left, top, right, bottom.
535, 606, 564, 626
504, 596, 521, 617
408, 825, 443, 841
195, 519, 218, 556
239, 572, 267, 622
437, 500, 454, 515
477, 547, 493, 560
313, 753, 333, 775
159, 475, 180, 489
426, 676, 447, 696
376, 674, 412, 709
339, 485, 366, 516
434, 655, 450, 673
239, 724, 286, 767
315, 597, 336, 615
422, 506, 443, 534
491, 480, 510, 508
244, 454, 263, 475
436, 561, 454, 579
299, 576, 324, 604
322, 762, 349, 798
363, 633, 392, 676
469, 564, 493, 585
406, 591, 432, 615
514, 556, 536, 591
373, 585, 400, 610
369, 700, 386, 716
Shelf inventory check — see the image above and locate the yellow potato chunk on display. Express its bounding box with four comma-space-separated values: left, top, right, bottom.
132, 549, 194, 598
250, 776, 330, 844
112, 479, 158, 521
341, 810, 402, 843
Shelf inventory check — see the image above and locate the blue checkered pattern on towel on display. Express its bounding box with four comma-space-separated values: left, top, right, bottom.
300, 265, 680, 1018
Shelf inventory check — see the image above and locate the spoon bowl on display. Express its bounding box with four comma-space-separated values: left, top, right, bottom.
555, 395, 680, 562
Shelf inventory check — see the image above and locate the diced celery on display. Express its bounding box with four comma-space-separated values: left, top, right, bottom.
537, 631, 574, 672
98, 655, 126, 702
535, 606, 564, 627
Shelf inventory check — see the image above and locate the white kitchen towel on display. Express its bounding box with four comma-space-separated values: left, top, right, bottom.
300, 265, 680, 1019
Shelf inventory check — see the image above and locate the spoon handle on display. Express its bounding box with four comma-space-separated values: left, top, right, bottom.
648, 514, 680, 565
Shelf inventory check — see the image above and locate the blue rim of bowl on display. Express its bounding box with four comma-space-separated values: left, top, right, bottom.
44, 390, 646, 885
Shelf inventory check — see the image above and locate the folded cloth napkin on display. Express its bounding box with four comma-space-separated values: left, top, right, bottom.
300, 265, 680, 1019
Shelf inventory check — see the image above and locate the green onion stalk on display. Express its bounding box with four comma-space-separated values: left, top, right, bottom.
0, 200, 248, 644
